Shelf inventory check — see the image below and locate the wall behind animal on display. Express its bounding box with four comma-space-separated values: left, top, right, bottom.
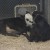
44, 0, 50, 25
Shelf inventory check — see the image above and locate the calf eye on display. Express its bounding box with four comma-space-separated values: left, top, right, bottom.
29, 21, 33, 23
26, 19, 29, 21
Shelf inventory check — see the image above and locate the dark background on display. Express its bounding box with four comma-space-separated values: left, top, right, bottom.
0, 0, 40, 19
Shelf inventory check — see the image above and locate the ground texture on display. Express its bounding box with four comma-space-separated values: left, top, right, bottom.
0, 27, 50, 50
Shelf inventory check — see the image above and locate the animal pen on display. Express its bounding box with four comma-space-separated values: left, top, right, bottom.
0, 0, 50, 33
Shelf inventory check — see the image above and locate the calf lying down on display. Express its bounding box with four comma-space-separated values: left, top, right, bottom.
27, 11, 50, 42
5, 17, 27, 35
4, 11, 50, 42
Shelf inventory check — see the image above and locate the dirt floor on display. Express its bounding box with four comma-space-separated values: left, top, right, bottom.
0, 27, 50, 50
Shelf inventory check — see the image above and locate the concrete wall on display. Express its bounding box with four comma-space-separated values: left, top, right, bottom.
44, 0, 50, 24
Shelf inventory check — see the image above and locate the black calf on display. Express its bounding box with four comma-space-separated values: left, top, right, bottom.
28, 11, 50, 42
5, 17, 27, 35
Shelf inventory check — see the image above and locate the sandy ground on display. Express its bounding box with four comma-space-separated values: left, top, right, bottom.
0, 27, 50, 50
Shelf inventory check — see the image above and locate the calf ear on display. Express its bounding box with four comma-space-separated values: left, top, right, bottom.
32, 11, 38, 16
32, 11, 43, 16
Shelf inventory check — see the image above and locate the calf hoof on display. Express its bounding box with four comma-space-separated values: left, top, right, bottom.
28, 38, 33, 42
28, 40, 33, 42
